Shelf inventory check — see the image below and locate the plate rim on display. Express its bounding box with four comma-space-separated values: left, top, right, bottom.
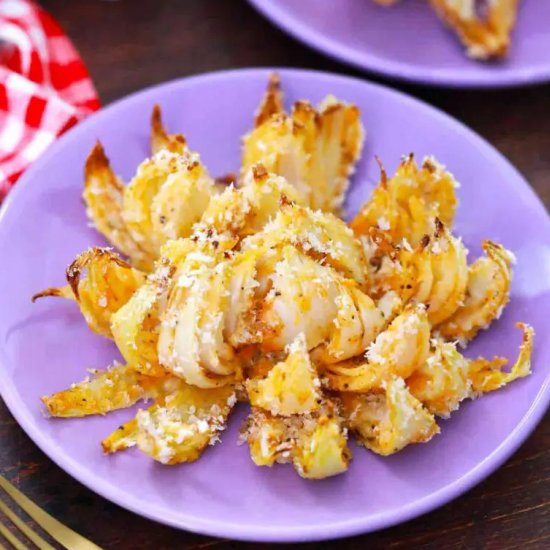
247, 0, 550, 89
1, 67, 549, 542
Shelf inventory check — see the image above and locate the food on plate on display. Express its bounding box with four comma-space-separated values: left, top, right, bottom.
42, 362, 158, 417
102, 380, 237, 464
246, 333, 322, 416
429, 0, 519, 60
150, 104, 187, 155
84, 123, 217, 271
373, 0, 520, 60
437, 240, 514, 344
340, 377, 439, 456
33, 247, 145, 338
351, 154, 457, 246
244, 200, 369, 286
358, 217, 470, 326
244, 398, 351, 479
322, 304, 430, 392
467, 322, 533, 393
242, 73, 365, 214
83, 143, 152, 271
35, 75, 534, 480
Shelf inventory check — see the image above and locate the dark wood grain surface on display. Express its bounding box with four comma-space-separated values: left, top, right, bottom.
2, 1, 549, 548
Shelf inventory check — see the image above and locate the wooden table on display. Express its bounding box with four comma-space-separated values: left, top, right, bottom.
2, 1, 549, 548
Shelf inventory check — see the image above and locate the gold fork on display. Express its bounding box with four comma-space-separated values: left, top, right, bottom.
0, 475, 102, 550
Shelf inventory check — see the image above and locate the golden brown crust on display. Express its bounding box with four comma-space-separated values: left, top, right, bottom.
150, 104, 187, 154
84, 141, 122, 192
214, 173, 238, 186
66, 247, 132, 298
429, 0, 519, 59
254, 73, 284, 127
31, 286, 73, 302
251, 163, 268, 181
84, 142, 154, 270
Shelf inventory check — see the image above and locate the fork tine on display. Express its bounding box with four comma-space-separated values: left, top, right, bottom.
0, 500, 55, 550
0, 476, 102, 550
0, 520, 29, 550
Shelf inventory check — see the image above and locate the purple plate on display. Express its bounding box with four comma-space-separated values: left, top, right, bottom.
249, 0, 550, 88
0, 69, 550, 542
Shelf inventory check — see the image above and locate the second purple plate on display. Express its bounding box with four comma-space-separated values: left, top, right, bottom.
0, 69, 549, 542
249, 0, 550, 88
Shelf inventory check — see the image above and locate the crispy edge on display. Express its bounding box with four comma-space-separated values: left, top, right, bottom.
254, 73, 285, 127
151, 104, 187, 155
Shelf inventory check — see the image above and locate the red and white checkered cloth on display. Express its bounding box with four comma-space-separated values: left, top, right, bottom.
0, 0, 100, 201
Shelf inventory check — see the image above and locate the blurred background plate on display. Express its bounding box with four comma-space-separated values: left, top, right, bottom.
249, 0, 550, 88
0, 68, 549, 542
